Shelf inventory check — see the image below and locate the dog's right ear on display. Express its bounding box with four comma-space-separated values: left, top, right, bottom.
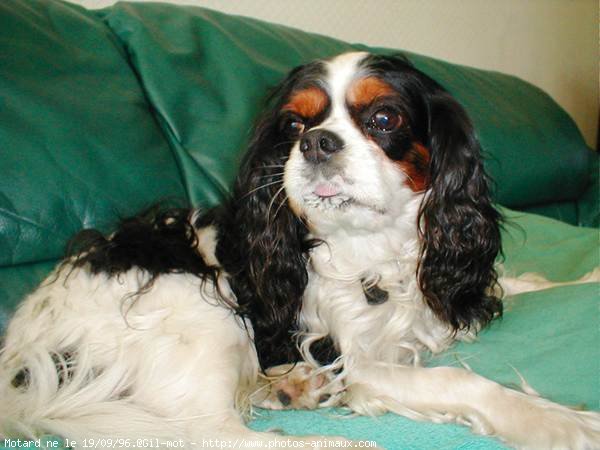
215, 62, 325, 369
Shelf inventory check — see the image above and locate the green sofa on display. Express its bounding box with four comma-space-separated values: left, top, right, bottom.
0, 0, 598, 449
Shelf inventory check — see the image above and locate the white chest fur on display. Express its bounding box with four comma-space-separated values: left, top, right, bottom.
298, 204, 456, 370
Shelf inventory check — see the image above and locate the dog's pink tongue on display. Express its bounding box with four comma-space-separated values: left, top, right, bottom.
314, 182, 340, 197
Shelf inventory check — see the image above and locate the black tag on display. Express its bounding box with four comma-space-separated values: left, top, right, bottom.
362, 280, 389, 305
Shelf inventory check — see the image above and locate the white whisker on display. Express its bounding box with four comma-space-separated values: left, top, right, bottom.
242, 179, 284, 199
266, 185, 286, 222
271, 194, 289, 223
257, 165, 285, 169
256, 172, 285, 179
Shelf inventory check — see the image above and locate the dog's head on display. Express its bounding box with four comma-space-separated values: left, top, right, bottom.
224, 52, 501, 365
282, 52, 432, 232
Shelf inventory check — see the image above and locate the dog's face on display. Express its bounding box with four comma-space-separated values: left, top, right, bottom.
280, 52, 429, 231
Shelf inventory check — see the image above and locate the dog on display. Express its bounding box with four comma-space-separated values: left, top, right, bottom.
1, 52, 599, 449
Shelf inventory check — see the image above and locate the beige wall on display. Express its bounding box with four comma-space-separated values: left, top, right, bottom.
71, 0, 599, 148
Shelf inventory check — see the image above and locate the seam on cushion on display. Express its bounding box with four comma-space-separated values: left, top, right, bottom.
95, 17, 192, 205
506, 199, 578, 226
0, 256, 60, 271
93, 10, 227, 206
114, 42, 200, 203
0, 207, 66, 238
511, 198, 578, 212
0, 207, 69, 268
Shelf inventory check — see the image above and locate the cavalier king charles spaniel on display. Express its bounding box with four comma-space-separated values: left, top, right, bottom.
1, 52, 599, 449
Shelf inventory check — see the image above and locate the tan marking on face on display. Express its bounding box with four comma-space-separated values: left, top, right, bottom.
286, 195, 303, 217
282, 86, 328, 118
348, 76, 395, 108
397, 143, 431, 192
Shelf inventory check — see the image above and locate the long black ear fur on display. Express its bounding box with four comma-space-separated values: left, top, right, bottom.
214, 64, 325, 369
418, 87, 502, 331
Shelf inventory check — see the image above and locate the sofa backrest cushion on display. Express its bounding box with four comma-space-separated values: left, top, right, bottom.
96, 2, 596, 219
0, 0, 188, 269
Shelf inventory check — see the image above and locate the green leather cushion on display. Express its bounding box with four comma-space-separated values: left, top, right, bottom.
0, 0, 187, 270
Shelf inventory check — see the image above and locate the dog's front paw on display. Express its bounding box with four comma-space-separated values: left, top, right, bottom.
526, 408, 600, 450
496, 390, 600, 450
255, 363, 343, 410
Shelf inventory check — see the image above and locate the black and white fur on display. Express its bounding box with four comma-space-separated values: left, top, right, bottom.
1, 52, 599, 449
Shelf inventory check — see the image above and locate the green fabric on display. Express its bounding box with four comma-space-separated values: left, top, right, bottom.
0, 0, 187, 268
520, 202, 578, 226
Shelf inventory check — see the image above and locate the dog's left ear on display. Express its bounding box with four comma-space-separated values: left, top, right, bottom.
417, 86, 502, 331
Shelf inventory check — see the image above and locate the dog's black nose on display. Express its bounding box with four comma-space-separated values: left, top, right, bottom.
299, 129, 344, 163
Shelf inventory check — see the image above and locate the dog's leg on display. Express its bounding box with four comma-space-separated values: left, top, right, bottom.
345, 364, 600, 449
499, 267, 600, 297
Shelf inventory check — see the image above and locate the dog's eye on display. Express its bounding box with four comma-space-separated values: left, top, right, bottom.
368, 108, 401, 132
283, 116, 306, 135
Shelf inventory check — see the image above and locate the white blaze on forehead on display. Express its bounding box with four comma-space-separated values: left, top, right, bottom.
324, 52, 369, 116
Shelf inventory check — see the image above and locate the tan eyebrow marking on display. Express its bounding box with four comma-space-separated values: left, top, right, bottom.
282, 86, 328, 118
348, 76, 395, 107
